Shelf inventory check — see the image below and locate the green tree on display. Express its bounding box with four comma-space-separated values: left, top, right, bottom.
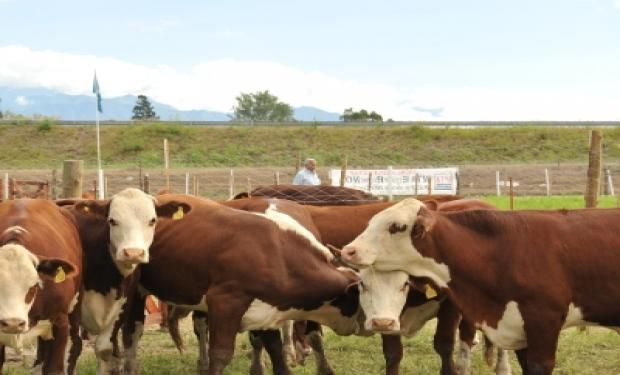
132, 95, 159, 120
340, 108, 383, 122
233, 90, 293, 123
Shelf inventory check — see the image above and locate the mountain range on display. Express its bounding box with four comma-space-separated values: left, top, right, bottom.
0, 86, 341, 122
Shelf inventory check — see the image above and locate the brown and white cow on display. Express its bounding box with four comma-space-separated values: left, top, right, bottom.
341, 198, 620, 375
120, 194, 362, 375
58, 188, 190, 374
0, 199, 82, 375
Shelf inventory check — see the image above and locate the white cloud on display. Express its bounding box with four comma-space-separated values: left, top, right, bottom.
127, 19, 179, 33
615, 0, 620, 8
15, 95, 29, 106
0, 45, 618, 121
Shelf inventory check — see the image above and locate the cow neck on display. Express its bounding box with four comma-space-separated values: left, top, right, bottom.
414, 210, 511, 324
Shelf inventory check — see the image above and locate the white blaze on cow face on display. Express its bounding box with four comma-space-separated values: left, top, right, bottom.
107, 188, 159, 274
342, 198, 451, 288
358, 269, 410, 333
0, 244, 40, 334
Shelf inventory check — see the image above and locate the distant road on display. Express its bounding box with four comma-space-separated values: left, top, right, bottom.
1, 119, 619, 127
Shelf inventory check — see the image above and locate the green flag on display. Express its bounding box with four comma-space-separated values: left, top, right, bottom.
92, 72, 102, 113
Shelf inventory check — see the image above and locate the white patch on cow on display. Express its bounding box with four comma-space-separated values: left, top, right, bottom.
0, 319, 52, 350
0, 244, 40, 331
81, 289, 127, 335
123, 321, 143, 375
399, 301, 441, 336
107, 188, 158, 266
454, 340, 472, 375
563, 303, 586, 328
479, 301, 526, 350
68, 292, 80, 314
94, 319, 116, 368
344, 198, 451, 288
240, 299, 359, 335
255, 203, 333, 261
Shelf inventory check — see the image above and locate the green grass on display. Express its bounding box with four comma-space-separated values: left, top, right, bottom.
482, 195, 620, 210
2, 123, 620, 168
5, 323, 619, 374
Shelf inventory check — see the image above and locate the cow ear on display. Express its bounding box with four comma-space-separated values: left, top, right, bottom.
156, 201, 192, 220
412, 206, 435, 239
423, 200, 439, 211
74, 200, 109, 218
36, 257, 78, 283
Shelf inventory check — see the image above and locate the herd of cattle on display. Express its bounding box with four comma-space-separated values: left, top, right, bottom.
0, 185, 618, 375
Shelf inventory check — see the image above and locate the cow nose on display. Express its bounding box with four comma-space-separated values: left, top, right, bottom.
341, 246, 357, 261
122, 248, 146, 263
371, 318, 398, 332
0, 318, 27, 333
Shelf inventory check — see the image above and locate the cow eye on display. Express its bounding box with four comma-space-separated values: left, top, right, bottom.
148, 218, 157, 226
108, 218, 118, 226
388, 223, 407, 235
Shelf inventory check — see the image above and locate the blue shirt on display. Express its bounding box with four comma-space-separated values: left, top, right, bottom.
293, 168, 321, 185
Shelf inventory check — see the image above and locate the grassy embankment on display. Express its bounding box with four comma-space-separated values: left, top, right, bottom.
2, 123, 620, 169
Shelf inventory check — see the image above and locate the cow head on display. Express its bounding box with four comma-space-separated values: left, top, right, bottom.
357, 268, 411, 333
0, 244, 76, 334
75, 188, 191, 275
340, 198, 450, 288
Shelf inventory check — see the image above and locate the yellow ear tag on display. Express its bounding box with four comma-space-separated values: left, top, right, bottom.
54, 267, 66, 283
172, 206, 184, 220
425, 284, 437, 299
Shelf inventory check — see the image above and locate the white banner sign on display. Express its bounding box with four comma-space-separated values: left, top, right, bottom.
330, 167, 459, 196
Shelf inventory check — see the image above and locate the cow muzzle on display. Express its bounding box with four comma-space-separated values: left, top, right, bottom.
341, 245, 371, 267
369, 318, 399, 333
120, 248, 147, 264
0, 318, 27, 334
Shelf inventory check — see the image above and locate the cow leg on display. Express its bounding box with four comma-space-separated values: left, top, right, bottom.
256, 329, 292, 375
205, 292, 252, 375
95, 320, 122, 375
306, 322, 334, 375
495, 348, 512, 375
281, 321, 297, 367
381, 334, 403, 375
193, 311, 210, 375
122, 291, 147, 375
249, 331, 266, 375
433, 301, 460, 375
159, 301, 169, 331
483, 334, 496, 368
66, 305, 83, 375
454, 317, 477, 375
0, 345, 5, 374
42, 318, 70, 375
293, 321, 312, 365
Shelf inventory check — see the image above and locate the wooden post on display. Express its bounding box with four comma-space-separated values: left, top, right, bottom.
585, 130, 602, 208
496, 171, 501, 196
229, 169, 235, 199
368, 172, 373, 193
104, 177, 109, 199
339, 156, 348, 188
92, 180, 98, 198
143, 174, 150, 194
605, 168, 615, 196
192, 176, 198, 196
185, 173, 190, 194
62, 160, 83, 198
51, 169, 58, 200
3, 173, 8, 201
9, 178, 16, 199
163, 138, 170, 190
274, 171, 280, 185
427, 176, 433, 196
414, 173, 419, 197
246, 177, 252, 193
544, 168, 551, 196
138, 160, 143, 191
509, 177, 514, 210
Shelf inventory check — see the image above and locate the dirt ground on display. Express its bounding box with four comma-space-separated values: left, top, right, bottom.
3, 161, 620, 199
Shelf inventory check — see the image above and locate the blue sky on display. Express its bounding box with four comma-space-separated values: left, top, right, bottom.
1, 0, 619, 120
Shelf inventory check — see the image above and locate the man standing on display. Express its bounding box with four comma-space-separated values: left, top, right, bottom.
293, 158, 321, 185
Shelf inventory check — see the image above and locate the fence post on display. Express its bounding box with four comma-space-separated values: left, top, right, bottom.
605, 168, 615, 196
368, 172, 373, 193
3, 173, 8, 201
339, 156, 348, 188
229, 169, 235, 199
387, 166, 393, 201
247, 177, 252, 193
509, 177, 515, 210
143, 174, 150, 194
9, 178, 16, 199
62, 160, 83, 199
585, 130, 602, 208
496, 171, 501, 196
274, 171, 280, 185
185, 173, 190, 194
427, 176, 432, 196
414, 173, 418, 197
104, 177, 109, 199
51, 169, 58, 200
138, 160, 143, 191
544, 168, 551, 196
